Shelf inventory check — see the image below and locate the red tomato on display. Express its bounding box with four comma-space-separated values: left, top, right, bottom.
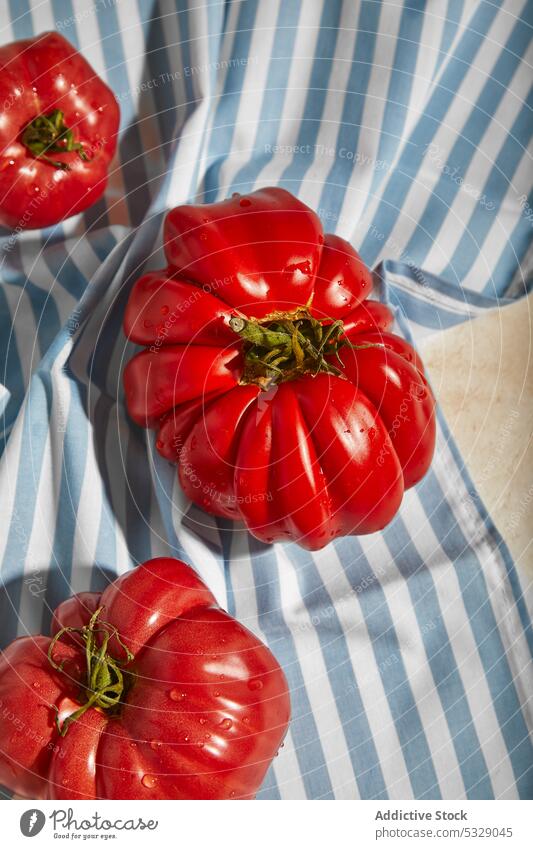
0, 558, 290, 799
0, 32, 119, 229
123, 187, 436, 550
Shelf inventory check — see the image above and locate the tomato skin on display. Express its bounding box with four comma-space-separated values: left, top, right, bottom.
0, 558, 290, 800
0, 32, 119, 229
124, 187, 436, 550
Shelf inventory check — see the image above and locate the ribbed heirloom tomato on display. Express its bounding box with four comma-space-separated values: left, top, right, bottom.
124, 188, 436, 550
0, 558, 290, 799
0, 32, 119, 229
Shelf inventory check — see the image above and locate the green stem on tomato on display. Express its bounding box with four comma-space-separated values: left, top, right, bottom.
21, 109, 89, 170
229, 307, 384, 389
48, 607, 134, 736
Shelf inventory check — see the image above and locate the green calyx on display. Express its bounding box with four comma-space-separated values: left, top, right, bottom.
21, 109, 89, 170
229, 306, 348, 389
48, 607, 134, 736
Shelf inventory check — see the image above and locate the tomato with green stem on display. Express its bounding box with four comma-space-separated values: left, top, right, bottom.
0, 558, 290, 799
0, 32, 119, 229
123, 187, 436, 550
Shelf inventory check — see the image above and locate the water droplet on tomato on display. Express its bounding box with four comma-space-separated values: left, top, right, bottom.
219, 718, 232, 730
242, 716, 250, 725
143, 318, 152, 328
160, 305, 169, 315
62, 778, 69, 786
183, 734, 190, 743
169, 689, 186, 701
141, 774, 156, 789
197, 741, 204, 748
199, 717, 207, 725
239, 198, 251, 207
204, 732, 211, 739
150, 739, 161, 751
213, 690, 220, 697
200, 232, 208, 241
229, 790, 236, 798
248, 679, 263, 691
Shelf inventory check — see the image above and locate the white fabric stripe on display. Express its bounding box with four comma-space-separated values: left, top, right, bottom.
276, 545, 357, 799
228, 540, 308, 799
218, 0, 281, 194
311, 543, 415, 799
72, 1, 130, 227
252, 1, 325, 189
400, 483, 517, 799
1, 285, 36, 394
349, 530, 465, 800
16, 347, 72, 637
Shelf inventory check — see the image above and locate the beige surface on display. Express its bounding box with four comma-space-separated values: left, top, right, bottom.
420, 293, 533, 586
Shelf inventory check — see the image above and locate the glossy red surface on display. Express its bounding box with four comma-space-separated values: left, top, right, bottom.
123, 187, 436, 549
0, 32, 119, 228
0, 558, 290, 799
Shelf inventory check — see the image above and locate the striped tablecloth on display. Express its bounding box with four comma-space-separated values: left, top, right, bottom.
1, 0, 532, 799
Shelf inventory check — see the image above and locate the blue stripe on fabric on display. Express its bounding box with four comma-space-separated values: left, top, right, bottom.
42, 251, 88, 302
432, 0, 464, 79
334, 536, 444, 799
95, 4, 152, 224
364, 0, 425, 206
40, 379, 90, 631
0, 321, 73, 645
441, 88, 533, 284
149, 454, 188, 562
179, 0, 231, 205
488, 183, 533, 298
412, 468, 533, 798
393, 291, 533, 663
138, 0, 177, 161
248, 539, 335, 800
217, 517, 237, 618
358, 0, 500, 267
232, 0, 302, 193
2, 252, 63, 367
380, 518, 494, 799
378, 259, 513, 309
317, 0, 382, 223
280, 0, 344, 191
289, 544, 390, 799
202, 0, 260, 202
400, 12, 532, 270
434, 407, 533, 662
0, 286, 25, 455
7, 0, 32, 38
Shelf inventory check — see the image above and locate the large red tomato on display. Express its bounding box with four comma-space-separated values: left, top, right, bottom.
0, 558, 290, 799
123, 188, 436, 550
0, 32, 119, 229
